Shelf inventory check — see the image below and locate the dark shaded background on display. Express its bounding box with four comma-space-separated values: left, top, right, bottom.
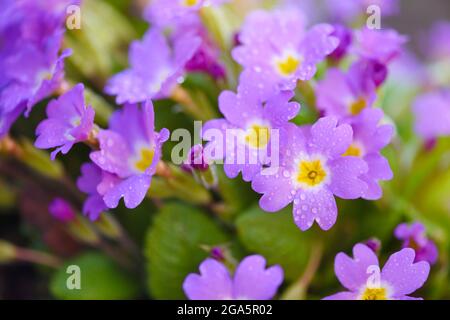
386, 0, 450, 57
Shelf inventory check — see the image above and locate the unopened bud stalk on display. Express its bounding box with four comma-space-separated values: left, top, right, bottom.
0, 240, 17, 263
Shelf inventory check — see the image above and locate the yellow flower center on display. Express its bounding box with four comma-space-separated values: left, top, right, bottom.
134, 147, 155, 173
276, 55, 300, 76
38, 70, 54, 82
342, 143, 363, 157
71, 117, 81, 127
360, 288, 388, 300
245, 124, 270, 149
408, 238, 420, 251
182, 0, 200, 7
349, 98, 367, 115
296, 159, 327, 187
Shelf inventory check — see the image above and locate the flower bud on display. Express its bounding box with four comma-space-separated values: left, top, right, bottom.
68, 216, 100, 245
329, 24, 352, 61
49, 198, 76, 223
0, 240, 17, 263
93, 213, 122, 240
182, 145, 218, 189
365, 237, 382, 254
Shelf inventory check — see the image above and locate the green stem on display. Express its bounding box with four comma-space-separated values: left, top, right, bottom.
15, 247, 62, 269
281, 241, 324, 300
171, 86, 209, 120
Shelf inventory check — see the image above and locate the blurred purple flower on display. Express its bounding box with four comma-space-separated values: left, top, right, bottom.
232, 9, 338, 100
144, 0, 226, 81
326, 0, 399, 22
329, 24, 352, 61
413, 90, 450, 140
210, 247, 226, 261
182, 144, 210, 172
365, 237, 382, 254
144, 0, 229, 28
389, 50, 426, 87
35, 84, 95, 160
252, 117, 368, 231
353, 28, 407, 65
89, 101, 169, 209
355, 58, 389, 87
0, 0, 75, 136
395, 222, 438, 265
48, 198, 76, 222
316, 63, 376, 118
77, 162, 110, 221
324, 243, 430, 300
344, 108, 394, 200
203, 86, 300, 182
183, 255, 283, 300
425, 21, 450, 60
172, 16, 226, 80
105, 29, 201, 104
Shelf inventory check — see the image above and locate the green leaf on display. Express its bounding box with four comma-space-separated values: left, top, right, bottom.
216, 167, 255, 219
236, 205, 312, 281
50, 252, 139, 300
145, 203, 229, 299
64, 0, 136, 84
415, 159, 450, 237
403, 138, 450, 200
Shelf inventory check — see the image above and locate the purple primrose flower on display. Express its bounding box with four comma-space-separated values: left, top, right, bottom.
395, 222, 438, 265
105, 29, 201, 104
0, 0, 75, 136
35, 84, 95, 160
353, 28, 407, 65
77, 162, 110, 221
413, 90, 450, 140
343, 108, 394, 200
178, 18, 226, 80
425, 21, 450, 60
183, 255, 283, 300
232, 9, 338, 100
89, 101, 169, 209
316, 62, 377, 118
252, 117, 368, 231
324, 243, 430, 300
202, 85, 300, 182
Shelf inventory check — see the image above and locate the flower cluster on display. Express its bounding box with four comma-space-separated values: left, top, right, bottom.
202, 9, 397, 231
0, 0, 76, 136
1, 0, 446, 302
